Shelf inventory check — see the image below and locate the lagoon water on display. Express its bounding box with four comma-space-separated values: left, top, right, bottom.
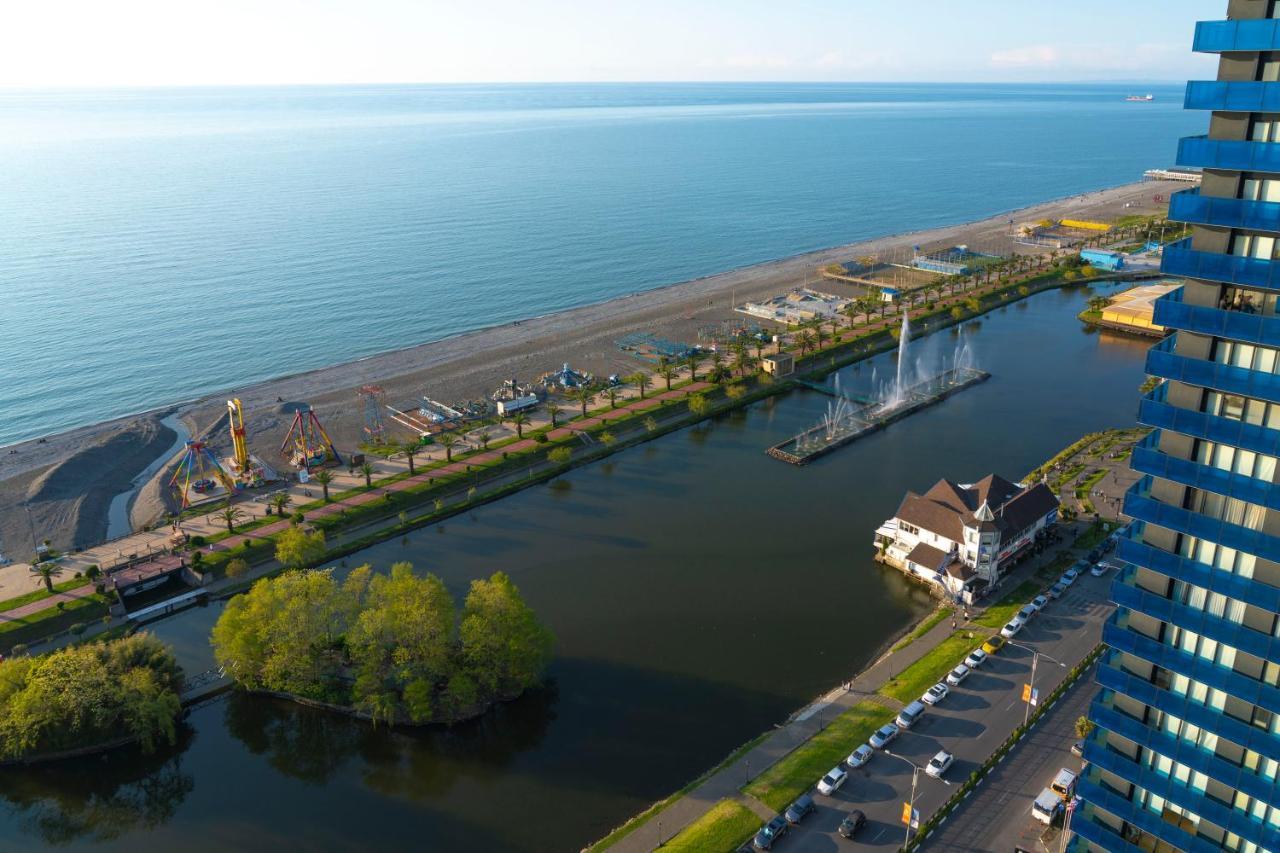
0, 83, 1194, 446
0, 284, 1149, 851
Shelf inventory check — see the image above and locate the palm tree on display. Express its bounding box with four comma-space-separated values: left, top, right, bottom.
734, 349, 755, 377
630, 371, 650, 399
477, 430, 492, 450
710, 350, 726, 378
217, 502, 244, 533
510, 412, 529, 438
1087, 295, 1110, 315
572, 385, 596, 417
797, 330, 816, 356
813, 323, 828, 350
606, 387, 619, 409
312, 469, 334, 502
685, 351, 704, 381
402, 441, 419, 474
438, 432, 459, 462
270, 492, 291, 518
356, 461, 376, 488
546, 402, 562, 428
658, 361, 677, 391
29, 562, 61, 594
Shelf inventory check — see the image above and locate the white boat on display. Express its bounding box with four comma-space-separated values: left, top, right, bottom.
1126, 94, 1154, 102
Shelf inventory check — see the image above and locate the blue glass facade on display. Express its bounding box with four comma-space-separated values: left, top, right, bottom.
1077, 7, 1280, 849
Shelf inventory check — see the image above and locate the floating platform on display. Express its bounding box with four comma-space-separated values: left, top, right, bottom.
767, 367, 990, 465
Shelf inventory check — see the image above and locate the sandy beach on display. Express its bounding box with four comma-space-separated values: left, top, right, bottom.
0, 179, 1168, 557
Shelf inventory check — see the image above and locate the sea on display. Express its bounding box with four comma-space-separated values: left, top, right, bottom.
0, 82, 1199, 447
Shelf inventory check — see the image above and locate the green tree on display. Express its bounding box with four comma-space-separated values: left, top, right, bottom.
401, 442, 420, 475
274, 526, 326, 570
629, 371, 650, 400
270, 492, 291, 518
477, 430, 492, 450
510, 412, 529, 439
599, 430, 617, 447
1075, 715, 1096, 740
438, 432, 459, 462
546, 402, 562, 428
950, 306, 965, 321
217, 502, 244, 534
658, 360, 678, 391
548, 447, 572, 466
571, 385, 596, 418
644, 415, 658, 432
29, 562, 61, 594
685, 352, 704, 382
225, 558, 250, 580
687, 392, 710, 417
459, 572, 554, 699
358, 461, 376, 488
1087, 295, 1110, 314
311, 469, 334, 502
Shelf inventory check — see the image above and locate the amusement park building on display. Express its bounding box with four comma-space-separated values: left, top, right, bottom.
1073, 3, 1280, 851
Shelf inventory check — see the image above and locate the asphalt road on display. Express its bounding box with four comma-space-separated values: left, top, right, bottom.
768, 567, 1115, 852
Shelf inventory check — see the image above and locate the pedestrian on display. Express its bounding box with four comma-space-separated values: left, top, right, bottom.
951, 619, 957, 630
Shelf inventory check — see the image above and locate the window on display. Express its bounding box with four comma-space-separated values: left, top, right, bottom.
1220, 286, 1274, 316
1240, 174, 1280, 204
1260, 53, 1280, 83
1203, 390, 1280, 429
1229, 230, 1279, 259
1195, 439, 1279, 481
1184, 488, 1267, 530
1250, 113, 1280, 142
1177, 535, 1257, 579
1172, 579, 1248, 626
1215, 339, 1280, 374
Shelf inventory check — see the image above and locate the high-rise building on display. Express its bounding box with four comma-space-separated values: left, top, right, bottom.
1073, 2, 1280, 851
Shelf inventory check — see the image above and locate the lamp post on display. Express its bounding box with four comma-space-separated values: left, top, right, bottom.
1007, 640, 1067, 726
883, 750, 949, 846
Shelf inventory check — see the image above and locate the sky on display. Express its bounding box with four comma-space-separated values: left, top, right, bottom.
0, 0, 1220, 88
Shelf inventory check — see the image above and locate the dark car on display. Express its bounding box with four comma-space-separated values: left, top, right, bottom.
784, 793, 814, 824
838, 809, 867, 839
753, 815, 789, 850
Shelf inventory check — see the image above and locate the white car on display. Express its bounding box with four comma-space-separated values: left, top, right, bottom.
1090, 562, 1108, 577
926, 750, 954, 779
1048, 582, 1068, 599
1017, 604, 1037, 622
1000, 617, 1025, 639
817, 765, 848, 795
922, 683, 949, 706
946, 664, 970, 686
1061, 569, 1079, 586
1031, 595, 1049, 611
869, 723, 900, 750
964, 648, 988, 669
846, 744, 874, 769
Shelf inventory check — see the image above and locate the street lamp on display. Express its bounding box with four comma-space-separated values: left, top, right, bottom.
1007, 640, 1068, 726
883, 750, 950, 847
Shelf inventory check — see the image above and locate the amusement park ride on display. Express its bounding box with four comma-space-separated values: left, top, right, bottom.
280, 406, 342, 470
167, 399, 281, 508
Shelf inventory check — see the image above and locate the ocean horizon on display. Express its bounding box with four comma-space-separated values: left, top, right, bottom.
0, 81, 1198, 446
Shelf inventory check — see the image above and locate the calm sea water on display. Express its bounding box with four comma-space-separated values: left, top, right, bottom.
0, 82, 1194, 446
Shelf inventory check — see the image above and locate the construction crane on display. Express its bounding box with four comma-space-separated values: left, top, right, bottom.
169, 440, 237, 507
280, 406, 343, 469
227, 398, 250, 474
359, 385, 386, 444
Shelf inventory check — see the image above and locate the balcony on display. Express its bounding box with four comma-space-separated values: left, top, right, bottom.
1090, 696, 1280, 808
1153, 286, 1280, 347
1138, 382, 1280, 458
1068, 794, 1178, 853
1129, 431, 1280, 509
1102, 618, 1280, 718
1123, 476, 1280, 564
1097, 656, 1280, 766
1169, 187, 1280, 234
1194, 18, 1280, 54
1177, 135, 1280, 175
1112, 568, 1280, 665
1161, 237, 1280, 291
1117, 528, 1280, 614
1081, 739, 1280, 849
1185, 80, 1280, 113
1145, 333, 1280, 407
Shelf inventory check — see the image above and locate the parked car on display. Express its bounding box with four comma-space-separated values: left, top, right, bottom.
1051, 768, 1079, 801
817, 765, 848, 796
1000, 617, 1024, 639
964, 648, 989, 669
1048, 582, 1068, 599
946, 663, 970, 686
784, 793, 814, 824
753, 815, 789, 850
1090, 562, 1108, 577
1017, 604, 1037, 621
926, 750, 954, 779
1071, 740, 1085, 758
869, 723, 900, 749
1031, 787, 1064, 825
982, 634, 1007, 654
922, 682, 949, 705
846, 743, 874, 769
1031, 594, 1049, 611
1061, 568, 1079, 586
837, 809, 867, 838
896, 700, 926, 730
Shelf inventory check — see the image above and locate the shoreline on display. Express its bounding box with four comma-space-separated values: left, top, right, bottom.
0, 178, 1169, 553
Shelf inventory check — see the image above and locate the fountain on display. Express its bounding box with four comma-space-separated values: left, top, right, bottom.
768, 315, 991, 465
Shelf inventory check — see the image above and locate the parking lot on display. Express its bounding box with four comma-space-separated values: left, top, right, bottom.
761, 568, 1114, 851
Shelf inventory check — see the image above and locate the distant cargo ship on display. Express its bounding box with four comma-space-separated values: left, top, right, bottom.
1125, 94, 1154, 102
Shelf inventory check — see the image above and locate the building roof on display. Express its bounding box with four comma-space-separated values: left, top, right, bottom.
905, 542, 951, 570
894, 475, 1059, 545
945, 561, 976, 581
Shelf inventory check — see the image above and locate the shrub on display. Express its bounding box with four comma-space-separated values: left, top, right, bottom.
534, 433, 549, 444
190, 535, 207, 547
69, 622, 86, 636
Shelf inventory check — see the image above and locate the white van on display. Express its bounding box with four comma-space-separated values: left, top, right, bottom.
1050, 767, 1078, 801
1031, 788, 1063, 825
896, 700, 926, 729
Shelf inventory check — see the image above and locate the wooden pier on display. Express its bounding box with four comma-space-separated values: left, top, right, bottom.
768, 368, 990, 465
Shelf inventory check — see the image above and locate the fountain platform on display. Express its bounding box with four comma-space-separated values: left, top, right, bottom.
767, 367, 990, 465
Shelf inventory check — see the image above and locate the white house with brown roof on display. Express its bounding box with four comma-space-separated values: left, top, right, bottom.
874, 474, 1059, 602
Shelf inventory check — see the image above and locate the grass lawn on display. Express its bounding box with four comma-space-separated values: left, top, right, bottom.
878, 633, 976, 705
973, 579, 1042, 629
1073, 520, 1116, 552
891, 607, 953, 653
0, 596, 109, 649
744, 702, 889, 811
661, 799, 760, 853
0, 577, 91, 612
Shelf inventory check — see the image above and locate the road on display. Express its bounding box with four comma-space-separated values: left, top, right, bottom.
920, 659, 1098, 852
771, 567, 1114, 852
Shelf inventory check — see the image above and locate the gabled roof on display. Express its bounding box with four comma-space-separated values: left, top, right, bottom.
894, 474, 1059, 544
905, 542, 951, 571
